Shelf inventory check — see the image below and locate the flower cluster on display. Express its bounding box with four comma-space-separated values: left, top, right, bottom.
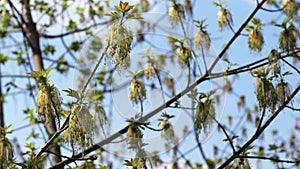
160, 120, 175, 143
0, 128, 13, 168
168, 3, 185, 26
276, 81, 291, 105
281, 0, 298, 16
194, 30, 211, 50
248, 28, 264, 52
36, 85, 62, 122
106, 23, 133, 70
194, 19, 211, 50
256, 78, 278, 112
126, 123, 143, 150
176, 45, 191, 67
279, 23, 299, 52
130, 79, 147, 104
195, 95, 215, 135
144, 61, 156, 79
217, 8, 233, 31
62, 104, 97, 151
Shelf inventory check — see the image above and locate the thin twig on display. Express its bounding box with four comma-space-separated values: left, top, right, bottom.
45, 150, 97, 161
281, 58, 300, 75
238, 155, 300, 164
286, 106, 300, 112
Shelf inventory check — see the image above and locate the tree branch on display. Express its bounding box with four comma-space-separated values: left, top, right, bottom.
237, 155, 300, 164
41, 21, 111, 39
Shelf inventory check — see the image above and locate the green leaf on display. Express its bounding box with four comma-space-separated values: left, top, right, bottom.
104, 12, 120, 19
43, 44, 55, 56
67, 20, 77, 31
0, 53, 9, 65
68, 41, 83, 51
56, 56, 69, 73
63, 88, 81, 100
268, 144, 279, 151
125, 13, 143, 20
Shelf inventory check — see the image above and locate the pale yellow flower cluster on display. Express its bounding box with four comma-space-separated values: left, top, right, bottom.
0, 135, 13, 168
126, 124, 143, 150
36, 86, 61, 121
195, 97, 215, 135
176, 46, 191, 67
217, 8, 233, 31
248, 29, 264, 52
281, 0, 298, 16
106, 23, 133, 70
194, 30, 211, 50
130, 79, 146, 104
279, 24, 299, 51
144, 62, 156, 79
160, 121, 175, 143
168, 4, 184, 27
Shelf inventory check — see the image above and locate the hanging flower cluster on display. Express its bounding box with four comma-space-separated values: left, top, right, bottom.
36, 85, 62, 121
247, 18, 264, 52
106, 23, 133, 70
276, 81, 291, 105
256, 78, 278, 112
144, 61, 156, 80
28, 68, 62, 122
130, 79, 147, 104
62, 103, 97, 151
214, 1, 233, 31
160, 120, 175, 143
252, 67, 278, 113
193, 19, 211, 50
217, 8, 233, 31
188, 90, 216, 135
0, 126, 14, 168
168, 2, 185, 26
176, 43, 191, 67
105, 1, 135, 70
279, 20, 299, 52
195, 94, 215, 135
126, 122, 143, 150
158, 113, 175, 143
62, 89, 107, 152
281, 0, 298, 16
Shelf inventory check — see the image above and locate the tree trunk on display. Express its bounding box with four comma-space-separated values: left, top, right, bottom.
0, 66, 4, 129
21, 0, 62, 167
